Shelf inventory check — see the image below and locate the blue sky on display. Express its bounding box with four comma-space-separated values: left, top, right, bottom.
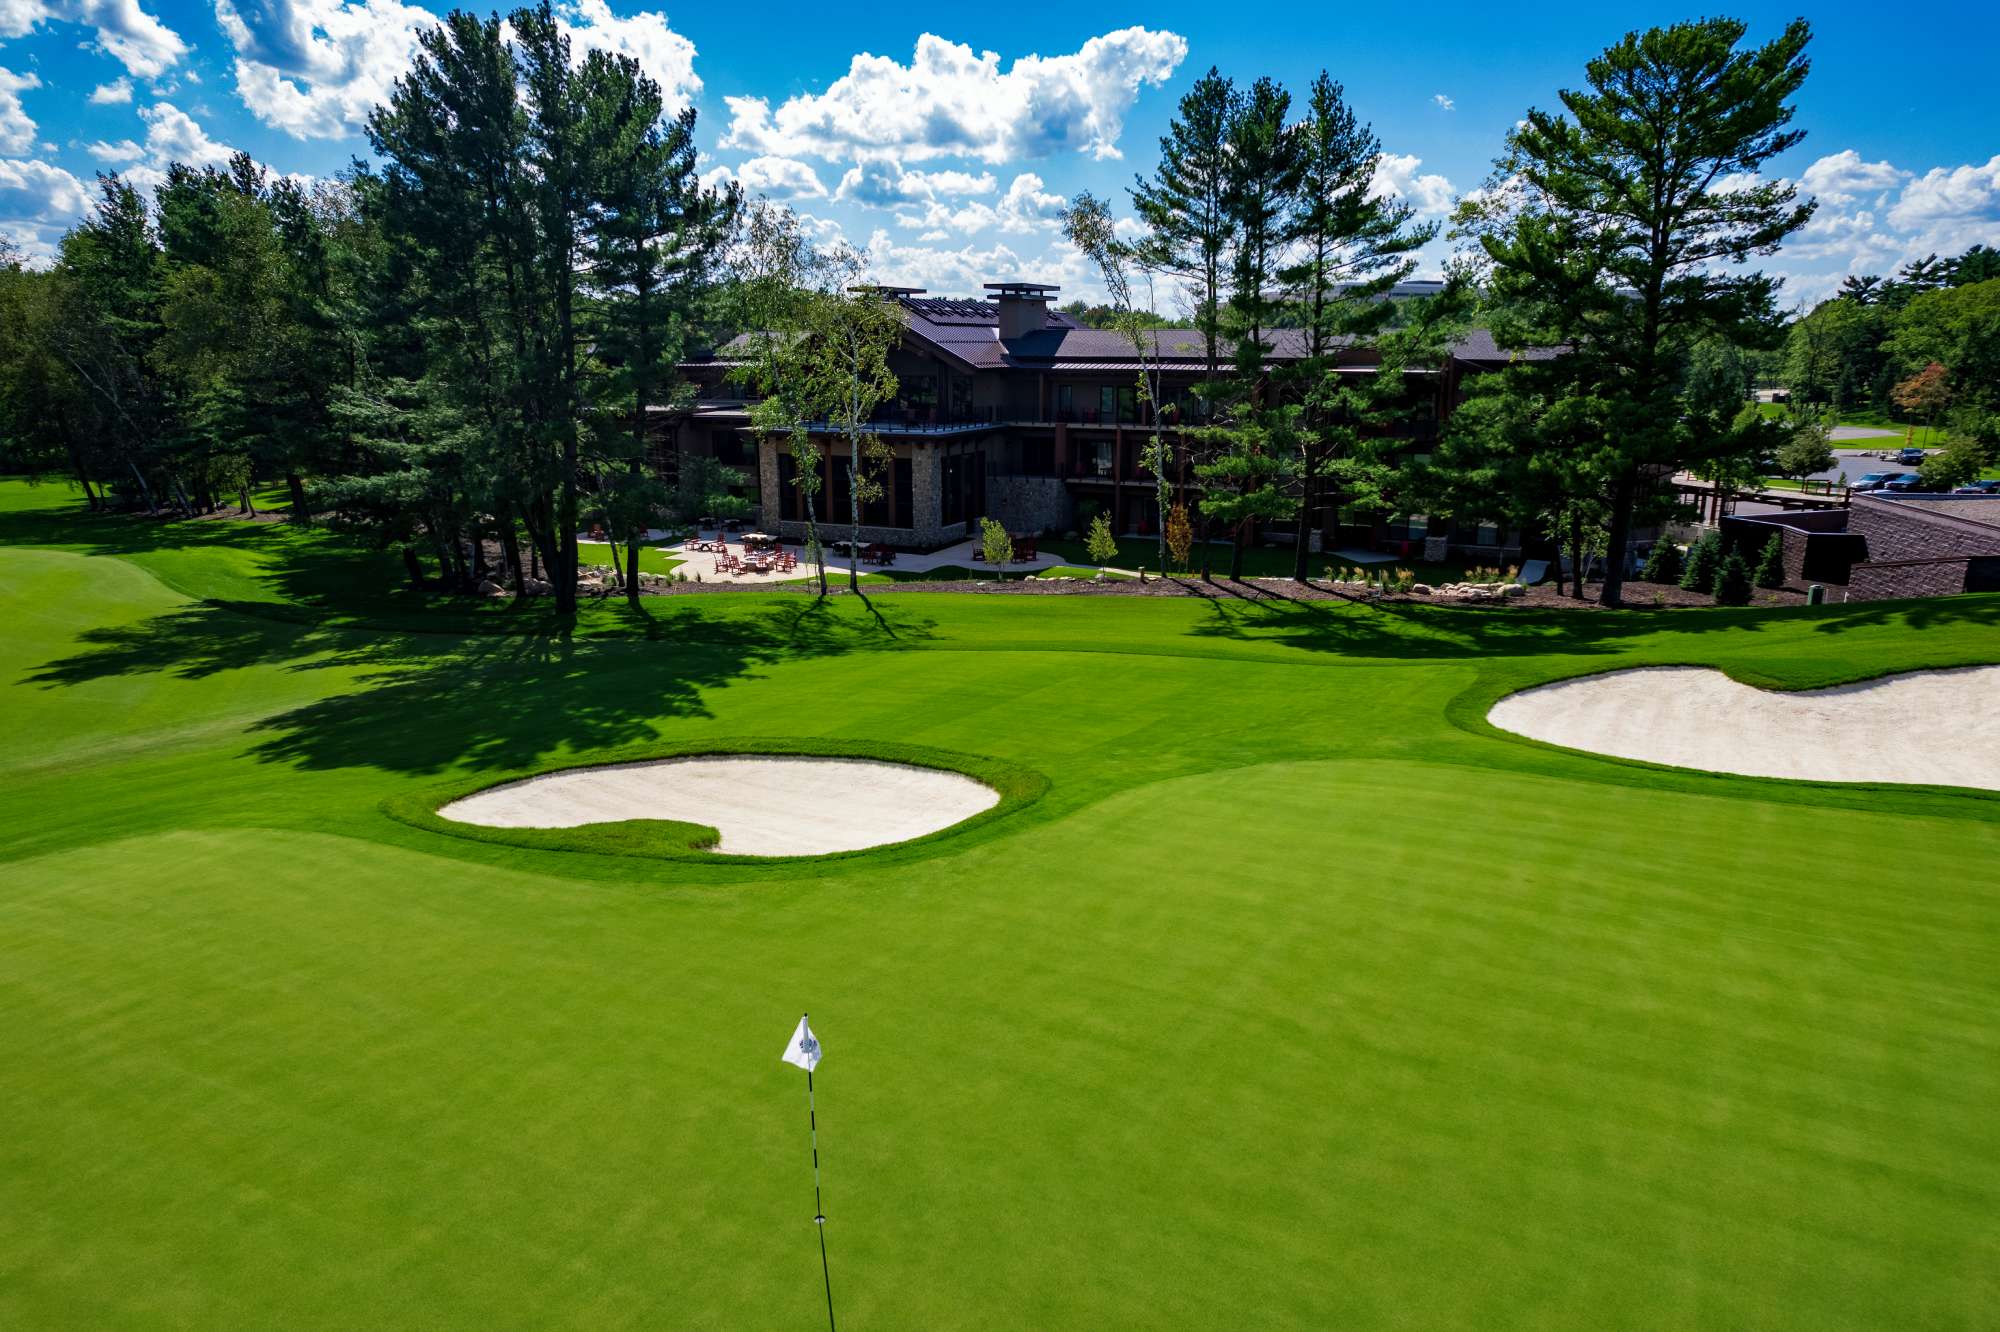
3, 0, 1997, 304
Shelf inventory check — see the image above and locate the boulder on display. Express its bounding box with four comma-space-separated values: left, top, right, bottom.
1501, 583, 1526, 598
476, 578, 505, 597
1410, 583, 1433, 596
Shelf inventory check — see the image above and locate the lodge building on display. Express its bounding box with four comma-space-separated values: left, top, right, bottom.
673, 280, 1556, 559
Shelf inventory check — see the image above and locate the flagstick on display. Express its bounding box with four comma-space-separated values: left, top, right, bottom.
806, 1021, 835, 1332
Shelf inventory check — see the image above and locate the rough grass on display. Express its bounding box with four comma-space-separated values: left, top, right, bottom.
3, 478, 1999, 1329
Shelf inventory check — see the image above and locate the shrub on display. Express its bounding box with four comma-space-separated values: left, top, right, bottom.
1084, 512, 1119, 566
979, 517, 1015, 572
1680, 531, 1720, 591
1641, 537, 1682, 584
1393, 566, 1416, 593
1712, 550, 1753, 605
1164, 502, 1193, 571
1753, 533, 1785, 588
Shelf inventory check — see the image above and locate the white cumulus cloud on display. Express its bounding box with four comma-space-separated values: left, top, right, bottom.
1432, 93, 1454, 112
89, 76, 133, 104
722, 27, 1187, 164
0, 67, 38, 155
1799, 149, 1907, 206
1370, 153, 1455, 216
833, 158, 995, 207
0, 155, 93, 261
555, 0, 698, 109
85, 135, 143, 163
732, 154, 826, 200
0, 0, 186, 78
217, 0, 700, 140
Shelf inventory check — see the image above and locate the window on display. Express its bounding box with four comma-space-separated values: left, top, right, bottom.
1056, 384, 1074, 419
1388, 514, 1428, 541
1476, 522, 1501, 546
1099, 386, 1116, 423
901, 374, 937, 408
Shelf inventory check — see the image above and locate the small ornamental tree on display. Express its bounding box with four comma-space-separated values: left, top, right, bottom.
1084, 511, 1119, 566
1753, 533, 1785, 587
1641, 536, 1682, 584
1713, 549, 1753, 605
1918, 434, 1987, 491
1680, 530, 1721, 592
1164, 501, 1194, 571
1891, 361, 1951, 438
979, 517, 1015, 574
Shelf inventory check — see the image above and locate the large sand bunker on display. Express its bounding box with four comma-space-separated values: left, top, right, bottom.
440, 755, 1001, 856
1488, 665, 2000, 791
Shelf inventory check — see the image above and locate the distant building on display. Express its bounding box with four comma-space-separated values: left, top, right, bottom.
1722, 493, 2000, 599
674, 280, 1556, 556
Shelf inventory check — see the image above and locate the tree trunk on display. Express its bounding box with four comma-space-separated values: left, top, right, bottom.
497, 513, 525, 594
847, 432, 863, 595
1292, 459, 1314, 582
1601, 469, 1636, 606
402, 547, 426, 588
1229, 520, 1245, 580
1568, 512, 1585, 598
128, 461, 157, 515
626, 457, 645, 609
286, 471, 308, 523
240, 486, 256, 517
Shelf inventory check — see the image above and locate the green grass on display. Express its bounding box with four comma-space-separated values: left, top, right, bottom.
577, 540, 686, 576
3, 476, 1999, 1329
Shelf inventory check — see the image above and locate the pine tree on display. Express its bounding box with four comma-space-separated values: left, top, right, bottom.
1713, 549, 1753, 605
1641, 536, 1682, 584
1680, 530, 1721, 591
1467, 18, 1816, 605
1753, 533, 1786, 588
1280, 72, 1436, 580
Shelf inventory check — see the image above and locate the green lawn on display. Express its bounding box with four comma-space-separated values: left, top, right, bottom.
577, 539, 685, 576
3, 476, 1999, 1329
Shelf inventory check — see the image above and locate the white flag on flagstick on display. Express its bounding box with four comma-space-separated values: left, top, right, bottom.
781, 1014, 823, 1072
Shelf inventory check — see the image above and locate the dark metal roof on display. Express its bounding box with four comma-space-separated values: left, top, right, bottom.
684, 292, 1562, 373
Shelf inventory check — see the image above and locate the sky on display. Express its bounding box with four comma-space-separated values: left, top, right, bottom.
2, 0, 1996, 306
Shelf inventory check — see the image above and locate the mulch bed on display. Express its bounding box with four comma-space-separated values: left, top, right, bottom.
591, 572, 1808, 610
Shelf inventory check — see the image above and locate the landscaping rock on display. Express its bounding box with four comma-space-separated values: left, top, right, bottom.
1410, 583, 1432, 596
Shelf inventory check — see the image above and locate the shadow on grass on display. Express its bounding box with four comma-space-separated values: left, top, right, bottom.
1183, 587, 2000, 660
25, 595, 934, 776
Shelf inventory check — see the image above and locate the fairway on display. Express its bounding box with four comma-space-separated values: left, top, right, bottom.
3, 479, 1999, 1329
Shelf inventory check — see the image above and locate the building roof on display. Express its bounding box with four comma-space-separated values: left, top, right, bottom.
1869, 494, 2000, 534
690, 291, 1559, 374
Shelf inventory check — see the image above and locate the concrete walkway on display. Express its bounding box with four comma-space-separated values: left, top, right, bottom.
660, 534, 1073, 584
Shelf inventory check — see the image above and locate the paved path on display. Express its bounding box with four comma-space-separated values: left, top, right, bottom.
659, 534, 1073, 584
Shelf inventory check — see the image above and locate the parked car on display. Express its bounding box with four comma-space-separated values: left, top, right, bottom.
1851, 472, 1906, 491
1951, 479, 2000, 495
1882, 474, 1930, 492
1897, 447, 1927, 465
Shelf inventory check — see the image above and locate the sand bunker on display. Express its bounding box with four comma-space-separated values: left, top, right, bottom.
1488, 665, 2000, 791
439, 755, 1000, 856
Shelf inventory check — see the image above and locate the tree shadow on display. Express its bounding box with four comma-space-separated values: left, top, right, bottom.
1182, 591, 2000, 661
25, 596, 936, 777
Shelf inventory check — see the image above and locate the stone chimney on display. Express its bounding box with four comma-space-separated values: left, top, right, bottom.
985, 282, 1059, 340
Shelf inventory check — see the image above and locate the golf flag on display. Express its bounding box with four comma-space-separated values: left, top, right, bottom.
782, 1014, 823, 1072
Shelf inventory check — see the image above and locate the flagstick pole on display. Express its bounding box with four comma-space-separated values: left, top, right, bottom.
805, 1018, 835, 1332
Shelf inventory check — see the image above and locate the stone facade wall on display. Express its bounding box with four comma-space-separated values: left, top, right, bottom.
1846, 556, 2000, 601
1720, 514, 1867, 587
754, 436, 968, 550
986, 475, 1072, 537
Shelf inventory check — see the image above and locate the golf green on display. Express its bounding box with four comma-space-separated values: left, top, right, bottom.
2, 478, 1997, 1329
